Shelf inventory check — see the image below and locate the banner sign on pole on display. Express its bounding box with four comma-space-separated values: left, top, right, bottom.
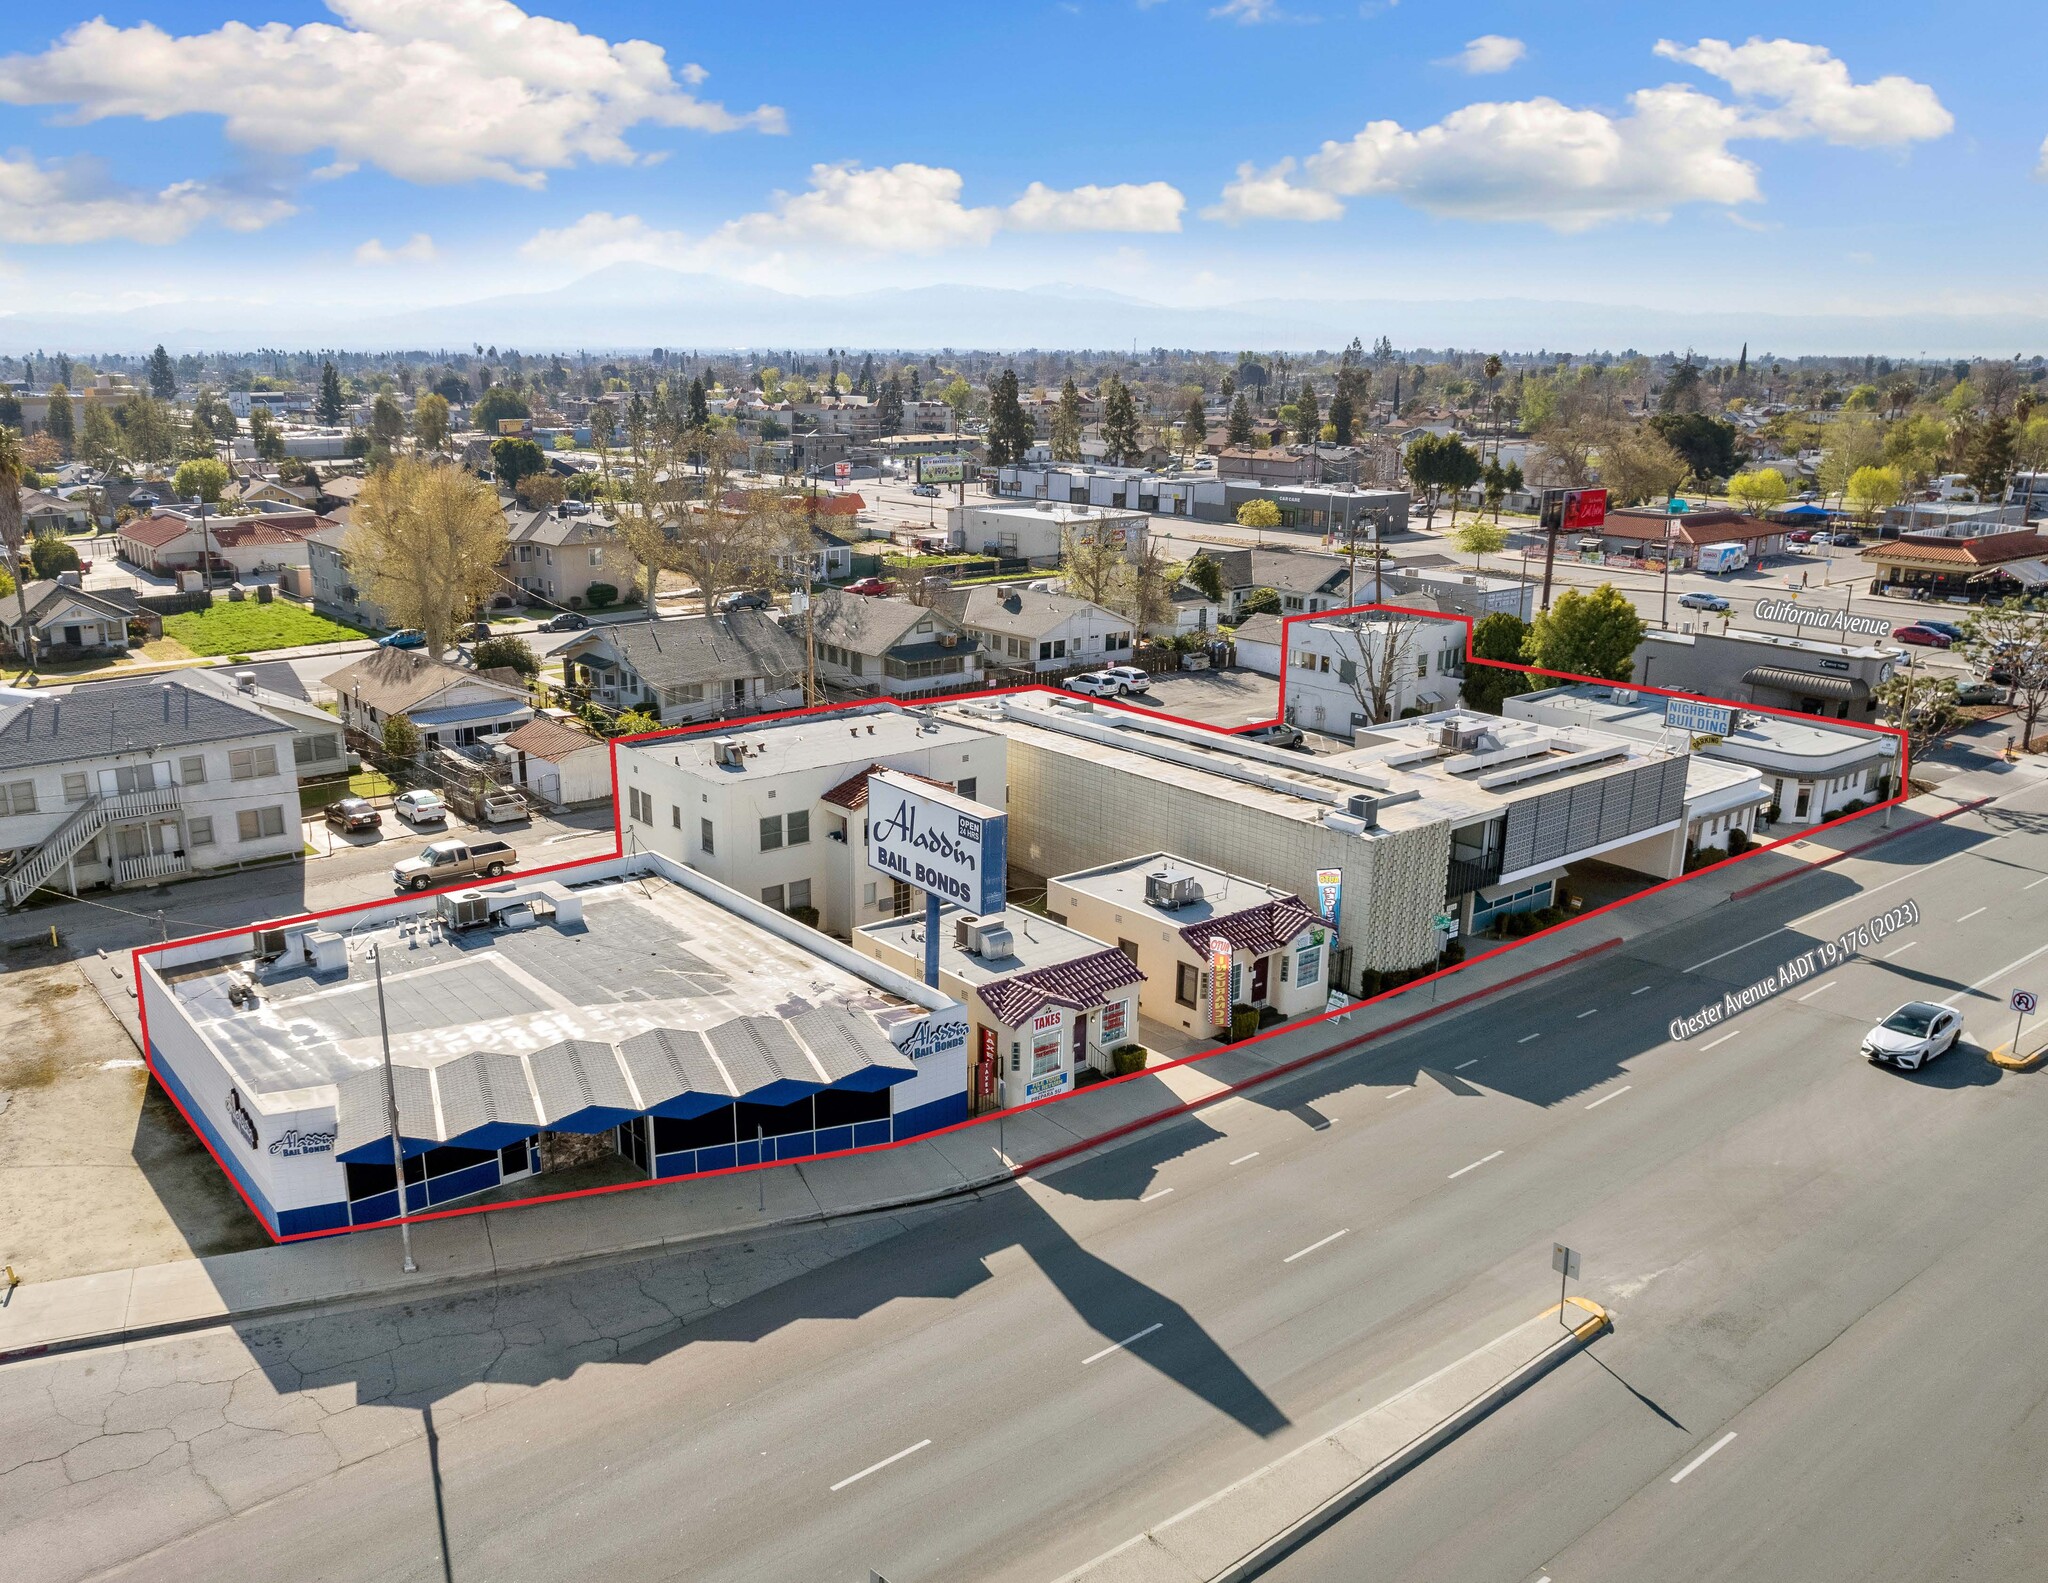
1209, 936, 1233, 1027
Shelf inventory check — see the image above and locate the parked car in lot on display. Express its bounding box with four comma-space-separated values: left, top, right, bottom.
1242, 721, 1306, 749
1104, 665, 1152, 694
393, 789, 449, 825
1678, 591, 1731, 612
377, 628, 427, 650
1892, 623, 1953, 648
1066, 671, 1125, 698
540, 611, 588, 632
911, 482, 940, 497
1953, 680, 2003, 706
1861, 1002, 1962, 1070
391, 838, 516, 892
843, 577, 897, 597
718, 590, 771, 612
324, 796, 381, 833
1787, 530, 1812, 544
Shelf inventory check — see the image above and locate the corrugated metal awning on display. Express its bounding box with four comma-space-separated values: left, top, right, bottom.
1742, 666, 1861, 701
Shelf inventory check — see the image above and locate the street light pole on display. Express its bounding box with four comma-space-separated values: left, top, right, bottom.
371, 945, 418, 1275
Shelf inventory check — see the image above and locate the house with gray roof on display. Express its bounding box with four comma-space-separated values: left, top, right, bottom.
1210, 547, 1361, 619
0, 681, 301, 906
1, 577, 150, 661
558, 611, 804, 725
327, 647, 532, 753
804, 590, 982, 699
935, 585, 1134, 675
498, 504, 641, 612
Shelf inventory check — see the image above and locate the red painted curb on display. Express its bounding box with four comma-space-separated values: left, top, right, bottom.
1012, 936, 1625, 1179
1728, 793, 1998, 901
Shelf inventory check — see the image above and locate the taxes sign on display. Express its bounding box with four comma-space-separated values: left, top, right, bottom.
867, 771, 1007, 916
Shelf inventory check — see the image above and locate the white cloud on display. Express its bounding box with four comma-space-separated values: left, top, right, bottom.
2037, 134, 2048, 181
520, 211, 699, 270
1204, 160, 1345, 223
1215, 37, 1952, 231
1441, 35, 1525, 75
0, 152, 294, 244
1655, 37, 1952, 146
1004, 180, 1184, 233
0, 0, 786, 191
354, 232, 437, 265
1212, 0, 1290, 22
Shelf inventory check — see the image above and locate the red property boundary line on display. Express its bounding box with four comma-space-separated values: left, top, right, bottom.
131, 595, 1915, 1245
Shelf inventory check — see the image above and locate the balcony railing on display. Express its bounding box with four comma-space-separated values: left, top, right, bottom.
1446, 851, 1503, 899
112, 850, 191, 886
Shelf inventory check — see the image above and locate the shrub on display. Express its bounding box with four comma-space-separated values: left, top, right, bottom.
470, 635, 539, 676
1112, 1044, 1147, 1077
29, 536, 81, 578
1228, 1004, 1259, 1042
585, 582, 618, 610
1727, 826, 1752, 855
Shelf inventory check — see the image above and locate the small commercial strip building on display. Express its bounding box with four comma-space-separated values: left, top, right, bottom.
1048, 854, 1329, 1039
857, 905, 1143, 1110
949, 500, 1147, 565
1632, 626, 1903, 722
615, 702, 1007, 939
136, 853, 970, 1236
1858, 521, 2048, 603
1506, 683, 1898, 831
1576, 506, 1789, 569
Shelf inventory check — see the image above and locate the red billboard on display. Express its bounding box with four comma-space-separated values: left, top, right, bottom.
1541, 487, 1609, 532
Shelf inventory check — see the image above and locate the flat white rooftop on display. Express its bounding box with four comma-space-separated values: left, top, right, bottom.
624, 701, 991, 779
1054, 852, 1297, 929
859, 904, 1111, 992
1511, 683, 1898, 766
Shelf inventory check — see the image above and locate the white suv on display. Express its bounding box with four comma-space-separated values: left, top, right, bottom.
1104, 665, 1151, 694
1066, 672, 1124, 697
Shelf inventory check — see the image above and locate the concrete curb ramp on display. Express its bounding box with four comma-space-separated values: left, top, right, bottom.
1057, 1298, 1611, 1583
1988, 1043, 2047, 1071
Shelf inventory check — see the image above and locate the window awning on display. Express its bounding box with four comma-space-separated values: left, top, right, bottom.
1742, 665, 1862, 701
333, 1009, 918, 1164
1975, 558, 2048, 587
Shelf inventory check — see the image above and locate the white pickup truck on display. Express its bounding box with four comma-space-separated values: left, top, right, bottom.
391, 839, 516, 893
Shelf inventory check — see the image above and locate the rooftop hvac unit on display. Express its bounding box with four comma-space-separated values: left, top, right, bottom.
1144, 870, 1204, 910
712, 737, 744, 767
437, 891, 493, 931
253, 927, 287, 960
1346, 793, 1380, 829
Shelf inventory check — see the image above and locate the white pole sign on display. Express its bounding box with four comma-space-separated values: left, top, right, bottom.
866, 770, 1007, 917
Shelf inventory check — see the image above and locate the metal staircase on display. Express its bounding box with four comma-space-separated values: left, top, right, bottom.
4, 787, 181, 908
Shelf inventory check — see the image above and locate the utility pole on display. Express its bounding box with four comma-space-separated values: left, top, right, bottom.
371, 946, 418, 1275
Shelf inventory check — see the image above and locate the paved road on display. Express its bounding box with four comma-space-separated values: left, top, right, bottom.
8, 784, 2048, 1583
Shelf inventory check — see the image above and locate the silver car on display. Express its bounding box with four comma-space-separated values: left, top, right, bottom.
1861, 1002, 1962, 1070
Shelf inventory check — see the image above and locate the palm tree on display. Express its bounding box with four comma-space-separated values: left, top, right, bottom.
0, 425, 32, 669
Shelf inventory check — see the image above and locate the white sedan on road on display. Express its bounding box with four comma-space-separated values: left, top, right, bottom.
1861, 1002, 1963, 1069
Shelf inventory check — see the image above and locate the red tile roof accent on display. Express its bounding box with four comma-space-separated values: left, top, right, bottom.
819, 763, 952, 810
1597, 508, 1773, 546
1178, 897, 1323, 958
1861, 529, 2047, 567
975, 947, 1147, 1027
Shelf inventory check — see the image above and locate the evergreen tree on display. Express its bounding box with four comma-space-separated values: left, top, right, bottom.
1328, 388, 1355, 446
316, 360, 345, 425
875, 375, 904, 437
147, 344, 176, 400
1294, 380, 1320, 441
1050, 378, 1084, 462
1181, 392, 1208, 459
1226, 392, 1255, 449
985, 369, 1032, 465
44, 384, 75, 457
685, 376, 711, 430
1100, 375, 1141, 465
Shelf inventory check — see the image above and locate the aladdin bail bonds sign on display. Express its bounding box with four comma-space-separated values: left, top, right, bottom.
866, 770, 1008, 916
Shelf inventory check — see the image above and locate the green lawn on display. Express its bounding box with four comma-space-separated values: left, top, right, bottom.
162, 601, 368, 656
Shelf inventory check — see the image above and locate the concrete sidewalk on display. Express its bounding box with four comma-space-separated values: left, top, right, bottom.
5, 765, 2035, 1366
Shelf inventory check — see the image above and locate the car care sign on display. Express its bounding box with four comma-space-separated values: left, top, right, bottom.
867, 771, 1007, 915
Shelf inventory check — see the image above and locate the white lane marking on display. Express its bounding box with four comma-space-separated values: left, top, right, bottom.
1448, 1150, 1505, 1179
1632, 985, 1653, 995
1939, 939, 2048, 1010
1686, 929, 1787, 973
1083, 1323, 1164, 1365
1577, 1008, 1599, 1019
1283, 1229, 1351, 1263
1700, 1031, 1740, 1051
1791, 850, 1969, 924
831, 1438, 932, 1491
1585, 1085, 1633, 1109
1885, 940, 1918, 958
1518, 1033, 1542, 1044
1956, 907, 1987, 923
1141, 1188, 1174, 1203
1229, 1152, 1260, 1166
1669, 1431, 1738, 1484
1455, 1059, 1479, 1070
1796, 981, 1836, 1002
2025, 874, 2048, 890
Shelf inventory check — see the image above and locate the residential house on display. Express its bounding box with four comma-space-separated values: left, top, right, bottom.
805, 590, 983, 699
0, 682, 301, 907
495, 714, 611, 808
19, 489, 90, 536
936, 585, 1135, 676
1282, 609, 1471, 736
178, 666, 349, 782
1048, 854, 1329, 1038
327, 647, 532, 753
306, 523, 390, 630
499, 505, 640, 612
1218, 447, 1318, 485
1211, 547, 1360, 620
557, 612, 804, 725
118, 507, 332, 580
614, 702, 1007, 940
1, 578, 149, 660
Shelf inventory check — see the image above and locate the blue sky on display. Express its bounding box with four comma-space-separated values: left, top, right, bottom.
1, 1, 2043, 337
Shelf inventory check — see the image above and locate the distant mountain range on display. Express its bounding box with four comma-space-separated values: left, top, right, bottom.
3, 262, 2042, 359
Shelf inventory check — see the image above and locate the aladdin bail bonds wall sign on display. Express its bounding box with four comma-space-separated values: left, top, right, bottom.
867, 770, 1008, 915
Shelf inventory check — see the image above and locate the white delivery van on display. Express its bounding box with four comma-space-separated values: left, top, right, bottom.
1697, 542, 1749, 574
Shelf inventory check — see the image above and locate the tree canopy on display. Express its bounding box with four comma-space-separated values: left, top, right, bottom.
344, 459, 508, 658
1525, 584, 1644, 682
